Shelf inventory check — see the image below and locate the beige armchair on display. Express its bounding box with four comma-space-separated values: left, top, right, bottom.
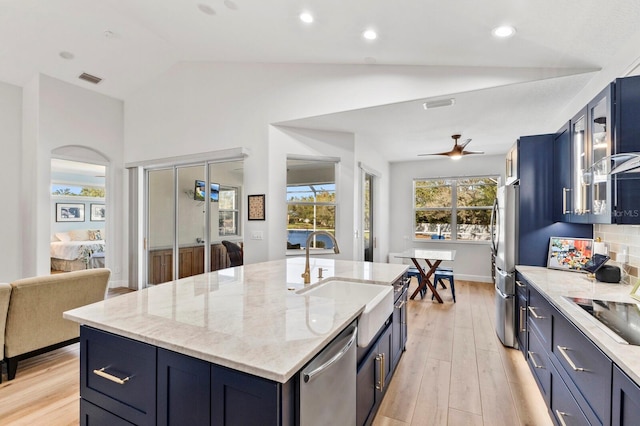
3, 268, 110, 381
0, 283, 11, 384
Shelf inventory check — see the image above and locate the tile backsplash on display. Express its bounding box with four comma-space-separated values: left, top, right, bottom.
594, 224, 640, 285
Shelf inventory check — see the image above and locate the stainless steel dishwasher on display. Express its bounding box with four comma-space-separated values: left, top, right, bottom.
299, 321, 357, 426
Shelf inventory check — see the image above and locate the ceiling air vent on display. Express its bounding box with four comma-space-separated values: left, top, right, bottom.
78, 72, 103, 84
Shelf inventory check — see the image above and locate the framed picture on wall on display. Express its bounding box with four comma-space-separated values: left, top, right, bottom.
56, 203, 85, 222
248, 194, 265, 221
90, 204, 105, 221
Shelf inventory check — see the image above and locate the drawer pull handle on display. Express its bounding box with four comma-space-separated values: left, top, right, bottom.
555, 410, 569, 426
519, 307, 527, 332
515, 280, 525, 288
395, 300, 406, 309
527, 351, 544, 369
528, 306, 546, 319
375, 353, 385, 391
93, 367, 131, 385
556, 346, 585, 372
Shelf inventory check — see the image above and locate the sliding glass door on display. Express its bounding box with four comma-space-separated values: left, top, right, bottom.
146, 160, 243, 286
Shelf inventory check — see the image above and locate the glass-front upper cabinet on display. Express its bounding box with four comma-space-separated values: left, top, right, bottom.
589, 86, 612, 223
571, 108, 590, 223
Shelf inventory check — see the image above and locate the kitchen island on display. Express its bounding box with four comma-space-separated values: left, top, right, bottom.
64, 257, 408, 425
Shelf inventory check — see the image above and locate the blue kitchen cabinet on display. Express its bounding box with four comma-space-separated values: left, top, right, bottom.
356, 322, 392, 426
80, 325, 295, 426
553, 122, 574, 223
612, 364, 640, 425
549, 360, 591, 426
81, 399, 135, 425
391, 278, 408, 370
211, 364, 292, 426
158, 348, 211, 426
518, 274, 625, 426
556, 75, 640, 224
515, 278, 528, 357
551, 307, 612, 425
80, 326, 157, 425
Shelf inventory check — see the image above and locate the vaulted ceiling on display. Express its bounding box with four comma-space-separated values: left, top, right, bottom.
3, 0, 640, 161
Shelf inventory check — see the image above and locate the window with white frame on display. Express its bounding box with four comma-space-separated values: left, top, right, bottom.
219, 185, 240, 236
286, 159, 337, 250
414, 176, 498, 241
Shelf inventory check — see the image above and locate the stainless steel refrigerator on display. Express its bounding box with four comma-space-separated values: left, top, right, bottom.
491, 184, 518, 348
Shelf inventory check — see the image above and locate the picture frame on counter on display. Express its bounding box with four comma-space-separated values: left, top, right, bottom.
547, 237, 594, 272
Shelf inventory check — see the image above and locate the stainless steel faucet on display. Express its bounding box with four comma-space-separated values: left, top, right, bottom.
301, 230, 340, 284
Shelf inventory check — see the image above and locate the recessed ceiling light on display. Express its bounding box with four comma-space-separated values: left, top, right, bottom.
363, 29, 377, 40
59, 51, 74, 60
299, 12, 314, 24
197, 4, 216, 15
492, 25, 516, 38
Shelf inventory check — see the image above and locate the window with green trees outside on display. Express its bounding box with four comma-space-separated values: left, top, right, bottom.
414, 176, 498, 241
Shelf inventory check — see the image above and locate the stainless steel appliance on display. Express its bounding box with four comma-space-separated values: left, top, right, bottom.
566, 297, 640, 346
491, 184, 519, 348
299, 321, 357, 425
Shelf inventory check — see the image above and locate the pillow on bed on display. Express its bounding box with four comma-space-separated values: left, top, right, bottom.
69, 229, 90, 241
54, 232, 71, 242
88, 230, 103, 241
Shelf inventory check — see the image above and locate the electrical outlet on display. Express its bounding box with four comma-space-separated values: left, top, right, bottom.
251, 231, 263, 240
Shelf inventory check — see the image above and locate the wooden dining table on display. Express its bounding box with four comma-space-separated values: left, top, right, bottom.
395, 249, 457, 302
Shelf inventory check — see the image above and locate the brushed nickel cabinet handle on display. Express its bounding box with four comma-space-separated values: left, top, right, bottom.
519, 307, 527, 332
375, 353, 386, 391
527, 351, 544, 369
556, 346, 585, 372
562, 187, 572, 214
93, 367, 131, 385
555, 410, 569, 426
528, 306, 546, 319
515, 280, 525, 288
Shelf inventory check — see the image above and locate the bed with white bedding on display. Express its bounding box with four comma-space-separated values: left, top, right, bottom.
50, 229, 105, 272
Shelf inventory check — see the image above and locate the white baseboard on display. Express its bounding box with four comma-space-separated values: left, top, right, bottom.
455, 274, 493, 283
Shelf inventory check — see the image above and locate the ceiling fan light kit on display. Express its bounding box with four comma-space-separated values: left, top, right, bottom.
418, 134, 485, 159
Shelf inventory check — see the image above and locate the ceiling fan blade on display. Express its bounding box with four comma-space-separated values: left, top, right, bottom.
417, 151, 453, 157
462, 150, 484, 155
459, 138, 472, 149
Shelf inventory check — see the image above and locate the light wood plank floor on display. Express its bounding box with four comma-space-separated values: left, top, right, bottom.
0, 282, 551, 425
373, 279, 552, 426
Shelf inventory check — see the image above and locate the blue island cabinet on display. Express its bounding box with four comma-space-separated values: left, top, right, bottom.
80, 326, 295, 426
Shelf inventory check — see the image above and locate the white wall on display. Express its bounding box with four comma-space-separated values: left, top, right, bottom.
21, 75, 125, 283
0, 81, 23, 281
354, 134, 391, 263
389, 154, 504, 282
124, 63, 564, 267
269, 126, 355, 262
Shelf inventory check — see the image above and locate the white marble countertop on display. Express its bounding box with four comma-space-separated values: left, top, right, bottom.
64, 258, 408, 383
517, 265, 640, 384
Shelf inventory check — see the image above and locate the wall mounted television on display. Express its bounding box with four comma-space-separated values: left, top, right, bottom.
194, 180, 219, 202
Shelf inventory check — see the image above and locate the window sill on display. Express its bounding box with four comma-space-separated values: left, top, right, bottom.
286, 248, 336, 257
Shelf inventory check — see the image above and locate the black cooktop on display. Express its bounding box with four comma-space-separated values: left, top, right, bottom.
567, 297, 640, 346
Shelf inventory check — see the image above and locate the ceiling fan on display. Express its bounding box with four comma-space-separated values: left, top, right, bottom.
418, 134, 484, 160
